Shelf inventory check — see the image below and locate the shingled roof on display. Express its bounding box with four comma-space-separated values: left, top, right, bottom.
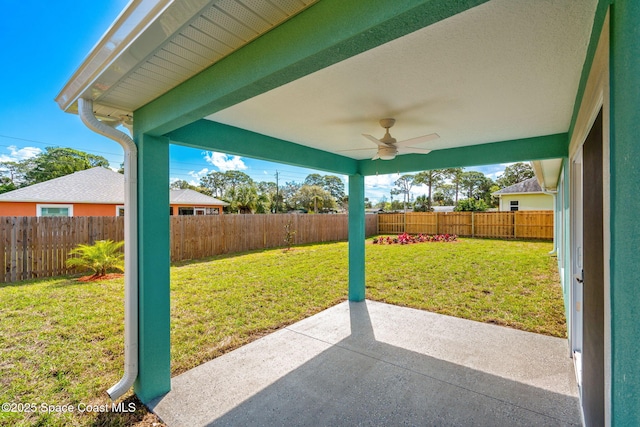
492, 177, 543, 195
0, 167, 228, 206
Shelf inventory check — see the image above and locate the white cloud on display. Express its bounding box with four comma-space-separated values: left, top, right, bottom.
0, 145, 41, 162
188, 168, 209, 179
203, 151, 246, 172
365, 173, 397, 189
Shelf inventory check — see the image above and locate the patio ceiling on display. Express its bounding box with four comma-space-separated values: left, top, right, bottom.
57, 0, 598, 176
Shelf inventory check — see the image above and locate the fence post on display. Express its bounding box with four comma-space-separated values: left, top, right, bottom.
514, 212, 517, 239
403, 210, 407, 233
471, 212, 475, 238
10, 217, 17, 283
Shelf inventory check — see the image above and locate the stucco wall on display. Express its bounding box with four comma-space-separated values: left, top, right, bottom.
498, 194, 553, 211
0, 202, 37, 216
0, 202, 120, 216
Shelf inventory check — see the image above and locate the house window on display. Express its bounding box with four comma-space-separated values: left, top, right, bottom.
510, 201, 519, 211
116, 206, 125, 216
37, 204, 73, 217
194, 208, 206, 215
206, 207, 220, 215
178, 207, 194, 215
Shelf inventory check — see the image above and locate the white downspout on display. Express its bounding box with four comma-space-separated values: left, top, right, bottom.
542, 187, 558, 256
78, 98, 138, 401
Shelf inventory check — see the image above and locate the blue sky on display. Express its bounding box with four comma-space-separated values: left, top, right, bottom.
0, 1, 510, 203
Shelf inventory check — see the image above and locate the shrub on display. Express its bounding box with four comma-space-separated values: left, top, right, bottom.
454, 198, 488, 212
66, 239, 125, 277
283, 221, 296, 251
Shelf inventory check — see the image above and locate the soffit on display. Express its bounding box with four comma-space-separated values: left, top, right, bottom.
56, 0, 318, 121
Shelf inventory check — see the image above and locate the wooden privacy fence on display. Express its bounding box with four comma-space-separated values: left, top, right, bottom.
377, 211, 553, 240
171, 214, 377, 262
0, 214, 377, 283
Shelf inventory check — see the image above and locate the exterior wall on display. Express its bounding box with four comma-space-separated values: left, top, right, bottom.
0, 202, 119, 216
0, 202, 37, 216
73, 204, 120, 216
169, 204, 225, 215
498, 194, 553, 211
610, 1, 640, 423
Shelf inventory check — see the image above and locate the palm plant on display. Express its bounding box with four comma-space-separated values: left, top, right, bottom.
66, 239, 125, 277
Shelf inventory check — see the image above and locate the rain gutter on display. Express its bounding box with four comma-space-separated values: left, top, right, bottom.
78, 98, 138, 401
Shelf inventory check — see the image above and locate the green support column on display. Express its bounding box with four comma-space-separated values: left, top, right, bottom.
610, 1, 640, 423
134, 133, 171, 402
348, 174, 365, 301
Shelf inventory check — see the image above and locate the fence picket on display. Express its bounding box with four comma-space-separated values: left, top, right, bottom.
378, 211, 552, 239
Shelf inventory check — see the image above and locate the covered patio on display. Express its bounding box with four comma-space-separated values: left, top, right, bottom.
149, 300, 580, 426
56, 0, 640, 425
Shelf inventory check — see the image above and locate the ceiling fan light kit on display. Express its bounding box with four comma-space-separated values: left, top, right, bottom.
361, 118, 440, 160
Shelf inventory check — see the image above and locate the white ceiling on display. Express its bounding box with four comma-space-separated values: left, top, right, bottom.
206, 0, 597, 160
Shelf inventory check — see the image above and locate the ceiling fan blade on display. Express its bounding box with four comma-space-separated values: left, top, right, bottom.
338, 148, 377, 153
371, 152, 381, 160
400, 147, 432, 155
362, 134, 389, 147
395, 133, 440, 148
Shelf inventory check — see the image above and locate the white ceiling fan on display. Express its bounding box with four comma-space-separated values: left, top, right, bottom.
344, 118, 440, 160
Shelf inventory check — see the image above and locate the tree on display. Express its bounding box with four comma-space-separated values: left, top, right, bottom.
200, 171, 227, 198
170, 179, 195, 190
413, 195, 431, 212
170, 179, 211, 196
415, 169, 449, 210
303, 173, 325, 187
0, 161, 29, 189
434, 183, 456, 205
374, 196, 388, 210
292, 185, 336, 213
496, 162, 534, 188
447, 167, 464, 204
200, 170, 254, 200
454, 198, 488, 212
229, 184, 258, 214
322, 175, 345, 204
303, 173, 345, 207
0, 148, 110, 188
23, 147, 109, 185
0, 176, 16, 194
281, 181, 302, 211
391, 175, 415, 212
460, 171, 490, 199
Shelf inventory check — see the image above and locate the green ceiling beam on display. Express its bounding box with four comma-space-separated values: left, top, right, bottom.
168, 119, 358, 175
357, 133, 569, 175
134, 0, 488, 137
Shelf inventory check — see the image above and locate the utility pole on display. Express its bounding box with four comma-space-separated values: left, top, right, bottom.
274, 170, 280, 213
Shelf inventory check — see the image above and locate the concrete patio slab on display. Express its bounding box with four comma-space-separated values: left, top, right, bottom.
149, 300, 581, 426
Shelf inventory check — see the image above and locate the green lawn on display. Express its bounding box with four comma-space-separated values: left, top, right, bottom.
0, 238, 564, 426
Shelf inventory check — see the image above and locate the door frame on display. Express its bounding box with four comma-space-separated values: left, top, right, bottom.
567, 10, 611, 425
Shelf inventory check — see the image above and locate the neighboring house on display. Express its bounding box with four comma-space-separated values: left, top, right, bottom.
432, 206, 455, 213
0, 167, 228, 217
492, 177, 553, 211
